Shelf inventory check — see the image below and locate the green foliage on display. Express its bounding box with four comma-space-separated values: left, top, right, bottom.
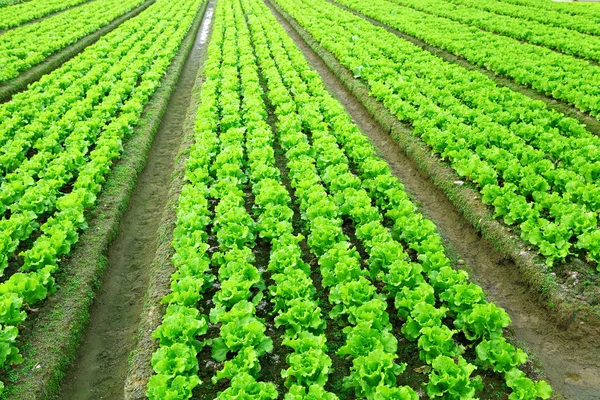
213, 347, 261, 383
401, 302, 448, 341
343, 349, 407, 397
338, 322, 397, 358
282, 348, 332, 387
506, 369, 552, 400
0, 0, 146, 82
0, 325, 23, 368
418, 326, 459, 364
475, 338, 527, 373
146, 374, 201, 400
143, 1, 555, 398
426, 356, 483, 399
151, 343, 199, 378
275, 298, 325, 336
454, 303, 511, 341
218, 373, 278, 399
285, 384, 339, 400
281, 0, 600, 270
372, 385, 418, 400
152, 305, 207, 351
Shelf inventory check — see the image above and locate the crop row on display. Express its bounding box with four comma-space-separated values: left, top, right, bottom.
332, 0, 600, 118
147, 0, 551, 398
445, 0, 600, 37
0, 0, 91, 30
0, 0, 26, 7
0, 0, 203, 394
0, 0, 193, 277
0, 0, 145, 83
246, 0, 418, 395
386, 0, 600, 63
500, 0, 600, 19
277, 0, 600, 268
261, 0, 549, 397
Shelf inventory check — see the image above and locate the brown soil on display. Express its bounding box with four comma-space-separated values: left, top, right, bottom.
122, 3, 216, 398
55, 6, 211, 399
264, 1, 600, 398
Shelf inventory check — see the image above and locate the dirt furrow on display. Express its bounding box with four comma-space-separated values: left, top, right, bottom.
56, 4, 212, 399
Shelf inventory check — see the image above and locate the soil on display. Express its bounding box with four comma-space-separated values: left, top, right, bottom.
56, 7, 211, 399
263, 1, 600, 398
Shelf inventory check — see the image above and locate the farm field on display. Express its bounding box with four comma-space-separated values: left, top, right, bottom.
0, 0, 599, 399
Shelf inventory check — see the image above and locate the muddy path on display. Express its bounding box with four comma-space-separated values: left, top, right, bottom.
56, 6, 212, 400
264, 1, 600, 399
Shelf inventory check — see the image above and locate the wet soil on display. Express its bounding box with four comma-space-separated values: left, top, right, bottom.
56, 7, 211, 399
264, 0, 600, 398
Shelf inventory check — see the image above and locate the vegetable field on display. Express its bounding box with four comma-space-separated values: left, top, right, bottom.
0, 0, 598, 399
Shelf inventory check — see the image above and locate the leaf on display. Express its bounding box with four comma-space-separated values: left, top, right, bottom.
211, 338, 229, 363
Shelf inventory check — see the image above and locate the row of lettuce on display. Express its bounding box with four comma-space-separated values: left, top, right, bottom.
0, 0, 203, 394
0, 0, 145, 83
0, 0, 26, 8
332, 0, 600, 118
276, 0, 600, 269
385, 0, 600, 63
258, 0, 550, 396
445, 0, 600, 36
502, 0, 600, 18
0, 0, 91, 30
146, 0, 551, 398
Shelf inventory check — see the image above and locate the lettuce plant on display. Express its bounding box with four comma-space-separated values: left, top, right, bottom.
343, 349, 407, 398
454, 303, 511, 341
285, 384, 339, 400
505, 369, 552, 400
426, 355, 482, 399
146, 374, 201, 400
218, 372, 278, 399
282, 347, 332, 387
418, 326, 459, 364
338, 322, 397, 358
